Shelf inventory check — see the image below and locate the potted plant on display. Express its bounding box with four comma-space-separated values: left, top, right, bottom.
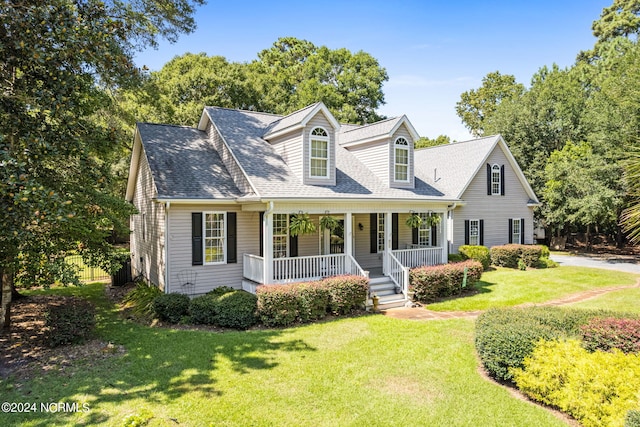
406, 213, 422, 228
289, 213, 316, 237
319, 215, 340, 231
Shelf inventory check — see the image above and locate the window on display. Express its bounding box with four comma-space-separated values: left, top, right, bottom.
510, 218, 524, 244
418, 213, 431, 246
309, 127, 329, 178
394, 137, 409, 182
491, 164, 501, 195
377, 213, 385, 252
205, 212, 226, 264
469, 219, 480, 246
273, 213, 289, 258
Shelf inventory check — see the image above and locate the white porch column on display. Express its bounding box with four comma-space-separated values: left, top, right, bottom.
384, 212, 392, 274
440, 211, 448, 263
344, 212, 353, 257
263, 210, 273, 284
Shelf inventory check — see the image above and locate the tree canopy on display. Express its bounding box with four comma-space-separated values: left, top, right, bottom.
0, 0, 204, 328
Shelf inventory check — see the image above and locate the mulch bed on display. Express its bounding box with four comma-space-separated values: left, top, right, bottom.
0, 293, 125, 382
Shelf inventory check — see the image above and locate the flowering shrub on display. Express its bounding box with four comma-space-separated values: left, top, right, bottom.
581, 317, 640, 354
409, 260, 483, 303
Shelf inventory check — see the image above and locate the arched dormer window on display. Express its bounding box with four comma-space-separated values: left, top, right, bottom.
491, 164, 501, 195
394, 137, 409, 182
309, 127, 329, 178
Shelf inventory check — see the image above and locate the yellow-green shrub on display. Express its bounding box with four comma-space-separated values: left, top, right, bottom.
512, 339, 640, 427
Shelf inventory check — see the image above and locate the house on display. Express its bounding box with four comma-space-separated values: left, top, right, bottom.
125, 102, 539, 308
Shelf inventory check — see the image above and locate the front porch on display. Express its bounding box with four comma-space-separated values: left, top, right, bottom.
242, 207, 448, 307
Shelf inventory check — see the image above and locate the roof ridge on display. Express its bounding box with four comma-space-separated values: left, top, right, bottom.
414, 134, 499, 152
205, 105, 283, 118
137, 122, 199, 130
266, 102, 321, 127
340, 116, 401, 134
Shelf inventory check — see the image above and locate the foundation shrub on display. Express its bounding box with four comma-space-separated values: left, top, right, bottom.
297, 281, 330, 322
152, 293, 190, 324
189, 294, 219, 325
324, 275, 369, 315
512, 339, 640, 427
44, 297, 96, 347
458, 245, 491, 270
256, 285, 299, 327
581, 317, 640, 354
489, 244, 521, 268
409, 260, 483, 303
519, 245, 543, 267
213, 290, 258, 330
206, 286, 236, 297
122, 282, 163, 319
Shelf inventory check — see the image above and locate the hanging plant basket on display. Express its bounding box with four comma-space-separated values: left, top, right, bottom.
425, 213, 441, 227
289, 213, 316, 237
405, 213, 423, 229
319, 215, 339, 231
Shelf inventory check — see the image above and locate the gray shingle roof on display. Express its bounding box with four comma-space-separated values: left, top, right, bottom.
137, 123, 241, 199
339, 116, 403, 145
204, 107, 447, 200
262, 102, 321, 137
413, 135, 501, 198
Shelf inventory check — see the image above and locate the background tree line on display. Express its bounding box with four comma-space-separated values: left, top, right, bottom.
455, 0, 640, 247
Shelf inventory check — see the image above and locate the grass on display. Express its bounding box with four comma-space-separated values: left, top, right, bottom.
426, 266, 638, 312
567, 287, 640, 314
0, 283, 567, 427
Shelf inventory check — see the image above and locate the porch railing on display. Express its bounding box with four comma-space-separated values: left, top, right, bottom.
392, 246, 443, 269
243, 254, 264, 283
244, 253, 368, 285
384, 251, 408, 299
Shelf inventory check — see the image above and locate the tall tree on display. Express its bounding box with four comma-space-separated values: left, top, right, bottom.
0, 0, 204, 329
455, 71, 525, 137
414, 135, 451, 149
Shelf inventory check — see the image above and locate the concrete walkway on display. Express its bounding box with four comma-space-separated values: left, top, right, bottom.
383, 254, 640, 321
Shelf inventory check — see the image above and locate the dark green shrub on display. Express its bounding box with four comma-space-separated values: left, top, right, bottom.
324, 275, 368, 315
475, 307, 621, 382
409, 260, 483, 303
489, 244, 521, 268
581, 317, 640, 354
213, 290, 258, 330
458, 245, 490, 270
206, 286, 236, 297
189, 294, 219, 325
44, 297, 96, 347
123, 282, 163, 319
297, 281, 330, 322
448, 253, 465, 263
153, 293, 190, 324
256, 285, 300, 327
519, 245, 543, 267
626, 410, 640, 427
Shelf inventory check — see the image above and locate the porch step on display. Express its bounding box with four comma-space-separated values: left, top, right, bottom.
369, 275, 408, 309
369, 280, 399, 297
377, 294, 409, 310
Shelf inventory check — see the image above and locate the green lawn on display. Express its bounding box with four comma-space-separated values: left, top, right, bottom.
426, 266, 638, 312
0, 283, 567, 427
567, 286, 640, 314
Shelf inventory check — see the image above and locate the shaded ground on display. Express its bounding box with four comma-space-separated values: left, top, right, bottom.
0, 293, 125, 381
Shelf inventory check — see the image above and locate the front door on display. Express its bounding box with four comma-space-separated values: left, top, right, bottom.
322, 219, 344, 254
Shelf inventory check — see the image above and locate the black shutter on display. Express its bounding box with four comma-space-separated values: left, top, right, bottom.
479, 219, 484, 246
259, 212, 264, 257
412, 226, 418, 245
464, 220, 470, 245
289, 235, 298, 257
508, 219, 513, 244
500, 165, 505, 196
392, 213, 399, 250
370, 213, 378, 253
486, 164, 492, 195
431, 225, 437, 247
521, 218, 525, 244
227, 212, 237, 264
192, 212, 203, 266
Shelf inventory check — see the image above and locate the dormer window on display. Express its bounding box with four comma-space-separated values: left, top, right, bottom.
310, 127, 329, 178
491, 164, 501, 195
394, 137, 409, 182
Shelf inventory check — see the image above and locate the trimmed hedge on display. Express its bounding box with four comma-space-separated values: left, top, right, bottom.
189, 294, 219, 325
581, 317, 640, 354
512, 339, 640, 427
627, 410, 640, 427
213, 291, 258, 330
409, 260, 483, 303
490, 244, 544, 268
475, 307, 620, 382
44, 297, 96, 347
256, 275, 368, 327
153, 293, 190, 324
458, 245, 490, 271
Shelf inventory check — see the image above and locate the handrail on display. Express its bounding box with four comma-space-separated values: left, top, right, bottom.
385, 251, 408, 299
392, 246, 443, 269
346, 253, 369, 279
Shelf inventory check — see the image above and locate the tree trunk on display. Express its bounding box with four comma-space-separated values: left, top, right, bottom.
1, 268, 12, 330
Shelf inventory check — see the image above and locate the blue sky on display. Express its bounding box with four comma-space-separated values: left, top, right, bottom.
134, 0, 609, 141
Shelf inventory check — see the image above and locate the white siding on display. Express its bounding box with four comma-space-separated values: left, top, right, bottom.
268, 129, 304, 181
452, 146, 535, 252
347, 140, 389, 185
130, 147, 166, 290
167, 204, 260, 295
303, 112, 337, 186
